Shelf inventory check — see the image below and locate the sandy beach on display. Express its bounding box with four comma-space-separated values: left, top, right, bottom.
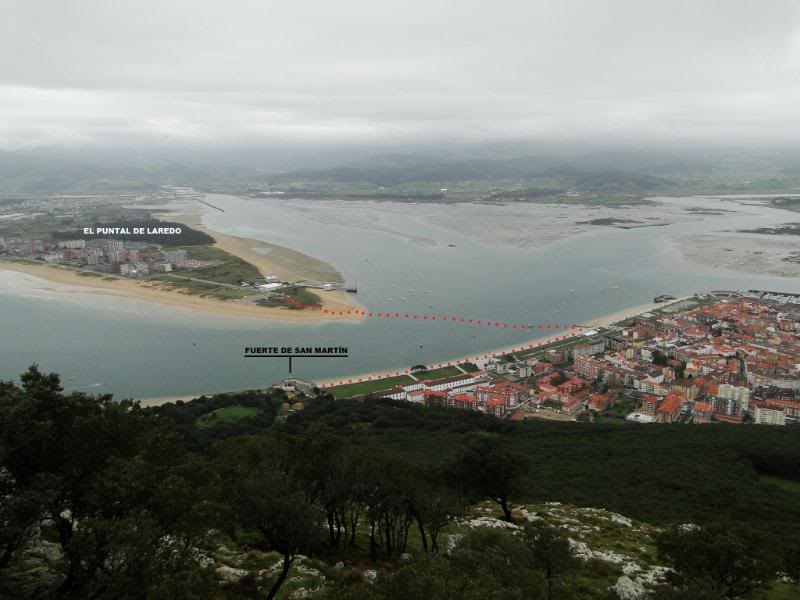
0, 261, 361, 323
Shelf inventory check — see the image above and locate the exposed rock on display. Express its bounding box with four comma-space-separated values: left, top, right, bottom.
464, 516, 519, 530
609, 575, 646, 600
519, 508, 543, 522
635, 565, 672, 586
215, 565, 250, 582
28, 539, 63, 563
363, 569, 378, 584
622, 563, 643, 576
567, 538, 629, 564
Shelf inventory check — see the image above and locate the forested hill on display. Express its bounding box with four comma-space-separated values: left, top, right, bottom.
284, 397, 800, 540
2, 367, 800, 599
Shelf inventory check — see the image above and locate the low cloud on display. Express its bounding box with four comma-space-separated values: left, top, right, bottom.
1, 0, 799, 151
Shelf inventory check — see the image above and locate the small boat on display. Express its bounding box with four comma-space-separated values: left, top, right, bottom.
429, 304, 435, 308
569, 289, 576, 293
448, 243, 456, 247
401, 297, 407, 302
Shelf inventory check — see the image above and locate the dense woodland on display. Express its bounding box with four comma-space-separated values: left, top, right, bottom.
2, 366, 800, 599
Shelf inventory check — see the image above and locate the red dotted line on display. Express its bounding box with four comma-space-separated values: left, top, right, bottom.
293, 301, 580, 333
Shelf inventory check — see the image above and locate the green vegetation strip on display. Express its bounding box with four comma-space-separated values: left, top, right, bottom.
178, 245, 263, 285
257, 286, 322, 309
412, 366, 464, 381
327, 375, 415, 398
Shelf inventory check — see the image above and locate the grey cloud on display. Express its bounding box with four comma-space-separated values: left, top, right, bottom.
1, 0, 799, 150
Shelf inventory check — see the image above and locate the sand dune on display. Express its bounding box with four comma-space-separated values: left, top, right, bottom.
164, 213, 344, 284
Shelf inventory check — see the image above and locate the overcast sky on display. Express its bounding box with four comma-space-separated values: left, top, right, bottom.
2, 0, 800, 152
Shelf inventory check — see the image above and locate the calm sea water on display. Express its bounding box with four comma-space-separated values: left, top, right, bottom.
1, 194, 798, 399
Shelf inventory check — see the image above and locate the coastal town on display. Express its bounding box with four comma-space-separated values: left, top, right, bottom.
0, 234, 217, 278
0, 188, 360, 317
330, 291, 800, 426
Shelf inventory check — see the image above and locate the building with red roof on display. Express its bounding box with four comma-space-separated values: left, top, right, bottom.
692, 401, 712, 423
452, 393, 478, 412
588, 392, 612, 412
485, 395, 508, 417
423, 389, 448, 408
640, 394, 660, 414
655, 391, 683, 423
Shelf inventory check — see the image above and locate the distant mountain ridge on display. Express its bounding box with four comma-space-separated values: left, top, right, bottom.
0, 150, 266, 195
2, 146, 800, 195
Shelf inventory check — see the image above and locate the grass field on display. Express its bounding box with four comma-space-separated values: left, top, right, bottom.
258, 286, 322, 309
176, 245, 263, 285
327, 375, 416, 398
412, 366, 464, 381
133, 243, 263, 299
195, 405, 264, 429
600, 394, 638, 420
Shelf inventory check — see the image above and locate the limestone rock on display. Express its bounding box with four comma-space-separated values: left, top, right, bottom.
609, 575, 646, 600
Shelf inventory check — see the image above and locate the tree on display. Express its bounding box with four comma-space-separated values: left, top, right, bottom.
322, 528, 547, 600
523, 521, 577, 600
402, 465, 464, 555
655, 523, 775, 600
0, 366, 216, 598
448, 433, 526, 521
220, 435, 323, 600
652, 350, 669, 367
362, 456, 413, 560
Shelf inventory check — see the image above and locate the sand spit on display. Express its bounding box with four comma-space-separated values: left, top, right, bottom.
0, 261, 361, 322
163, 212, 344, 284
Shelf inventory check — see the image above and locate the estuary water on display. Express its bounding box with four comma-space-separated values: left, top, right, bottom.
1, 194, 798, 399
